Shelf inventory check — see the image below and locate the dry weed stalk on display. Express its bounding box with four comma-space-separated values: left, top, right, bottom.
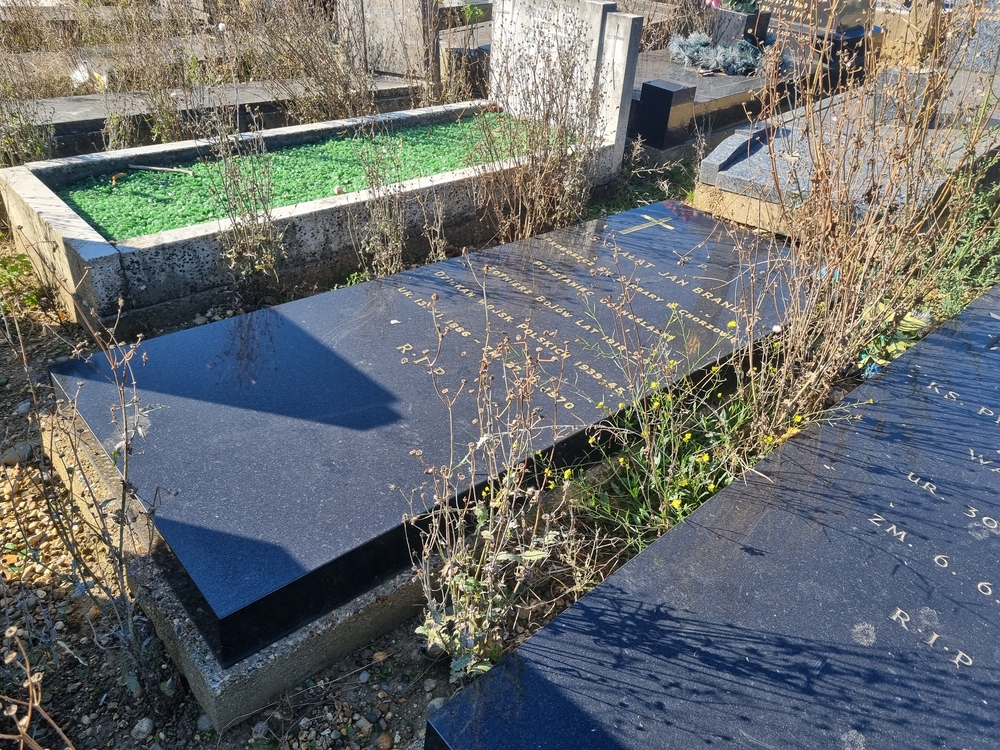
0, 252, 163, 717
412, 277, 610, 679
619, 0, 712, 50
205, 113, 285, 303
735, 5, 1000, 432
0, 0, 385, 165
1, 628, 78, 750
354, 128, 407, 278
473, 16, 604, 242
216, 0, 377, 122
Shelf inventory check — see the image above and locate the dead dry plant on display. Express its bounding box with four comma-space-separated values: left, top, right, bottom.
411, 284, 611, 680
1, 629, 78, 750
472, 19, 604, 243
204, 112, 285, 304
217, 0, 377, 122
0, 251, 164, 717
731, 5, 1000, 435
354, 128, 407, 278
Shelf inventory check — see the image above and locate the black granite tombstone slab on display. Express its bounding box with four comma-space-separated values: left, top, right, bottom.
425, 287, 1000, 750
764, 0, 869, 32
50, 201, 786, 667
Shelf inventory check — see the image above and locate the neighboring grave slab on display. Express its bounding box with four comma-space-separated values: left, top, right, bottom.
426, 286, 1000, 749
634, 80, 695, 149
692, 70, 1000, 233
50, 202, 785, 670
764, 0, 874, 75
489, 0, 642, 183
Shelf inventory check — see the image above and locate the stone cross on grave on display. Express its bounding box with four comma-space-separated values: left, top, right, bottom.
620, 213, 675, 234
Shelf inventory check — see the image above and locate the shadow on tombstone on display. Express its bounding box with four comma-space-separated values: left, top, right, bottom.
66, 306, 402, 431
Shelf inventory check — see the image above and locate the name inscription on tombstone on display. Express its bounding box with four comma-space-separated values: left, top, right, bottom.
50, 201, 785, 666
426, 287, 1000, 749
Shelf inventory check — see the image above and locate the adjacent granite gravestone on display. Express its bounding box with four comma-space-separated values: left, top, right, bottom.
629, 53, 770, 149
693, 67, 1000, 233
711, 7, 771, 46
336, 0, 489, 84
426, 286, 1000, 749
337, 0, 437, 80
489, 0, 643, 183
872, 0, 942, 64
764, 0, 874, 77
633, 79, 695, 149
50, 201, 785, 674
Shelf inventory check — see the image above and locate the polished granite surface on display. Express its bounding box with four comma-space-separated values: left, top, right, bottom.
51, 201, 786, 665
427, 287, 1000, 749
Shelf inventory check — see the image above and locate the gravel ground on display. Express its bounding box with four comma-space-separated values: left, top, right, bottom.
1, 241, 453, 750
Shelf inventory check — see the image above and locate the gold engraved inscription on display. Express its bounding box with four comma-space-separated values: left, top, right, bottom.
478, 300, 515, 323
656, 271, 690, 287
615, 248, 656, 269
692, 287, 738, 313
433, 269, 478, 299
531, 259, 594, 298
544, 237, 595, 267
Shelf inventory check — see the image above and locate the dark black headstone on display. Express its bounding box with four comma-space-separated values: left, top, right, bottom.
50, 202, 785, 666
711, 8, 771, 46
635, 80, 695, 150
763, 0, 869, 32
426, 287, 1000, 749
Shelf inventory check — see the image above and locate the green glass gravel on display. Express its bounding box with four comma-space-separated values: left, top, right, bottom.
59, 114, 505, 242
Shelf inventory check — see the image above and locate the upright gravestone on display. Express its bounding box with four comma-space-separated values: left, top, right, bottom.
426, 286, 1000, 749
489, 0, 643, 184
49, 202, 785, 724
337, 0, 437, 80
764, 0, 874, 76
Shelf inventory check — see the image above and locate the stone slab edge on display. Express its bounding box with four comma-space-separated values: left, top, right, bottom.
42, 402, 425, 731
135, 558, 424, 731
21, 100, 492, 191
692, 182, 787, 235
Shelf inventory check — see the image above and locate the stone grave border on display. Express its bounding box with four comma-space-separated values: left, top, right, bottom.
0, 100, 507, 331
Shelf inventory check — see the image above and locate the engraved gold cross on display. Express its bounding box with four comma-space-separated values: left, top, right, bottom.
620, 214, 675, 234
